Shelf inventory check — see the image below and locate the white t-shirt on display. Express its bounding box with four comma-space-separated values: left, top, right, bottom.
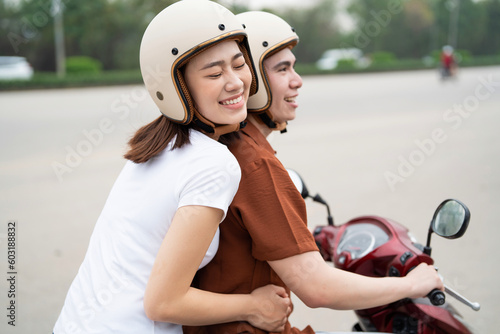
54, 130, 241, 334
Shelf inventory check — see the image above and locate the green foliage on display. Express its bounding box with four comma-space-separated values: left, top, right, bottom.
274, 0, 342, 63
346, 0, 500, 59
460, 54, 500, 66
0, 0, 177, 72
0, 70, 142, 91
430, 48, 472, 64
65, 56, 102, 74
454, 49, 472, 63
335, 59, 357, 70
370, 51, 397, 65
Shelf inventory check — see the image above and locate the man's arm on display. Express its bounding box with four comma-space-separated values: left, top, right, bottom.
268, 251, 443, 310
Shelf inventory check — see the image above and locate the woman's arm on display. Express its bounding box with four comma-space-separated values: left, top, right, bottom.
268, 251, 443, 310
144, 205, 290, 330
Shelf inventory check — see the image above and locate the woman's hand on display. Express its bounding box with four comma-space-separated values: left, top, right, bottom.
247, 284, 291, 332
145, 206, 290, 327
405, 263, 444, 299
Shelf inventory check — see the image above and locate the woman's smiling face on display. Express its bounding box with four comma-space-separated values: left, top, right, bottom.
184, 40, 252, 125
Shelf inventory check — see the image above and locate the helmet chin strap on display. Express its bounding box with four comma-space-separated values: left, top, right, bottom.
257, 111, 287, 133
193, 109, 247, 139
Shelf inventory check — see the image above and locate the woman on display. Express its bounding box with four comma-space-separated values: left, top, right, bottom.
53, 2, 290, 333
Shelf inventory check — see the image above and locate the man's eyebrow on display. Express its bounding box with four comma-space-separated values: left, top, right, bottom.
200, 52, 244, 70
272, 60, 292, 71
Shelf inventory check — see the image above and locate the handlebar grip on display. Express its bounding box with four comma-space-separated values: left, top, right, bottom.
427, 289, 445, 306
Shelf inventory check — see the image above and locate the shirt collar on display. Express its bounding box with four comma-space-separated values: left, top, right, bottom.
240, 120, 277, 155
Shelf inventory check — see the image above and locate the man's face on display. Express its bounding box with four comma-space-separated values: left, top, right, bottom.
264, 47, 303, 124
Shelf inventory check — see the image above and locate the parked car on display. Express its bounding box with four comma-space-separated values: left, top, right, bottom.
0, 56, 34, 80
316, 48, 369, 70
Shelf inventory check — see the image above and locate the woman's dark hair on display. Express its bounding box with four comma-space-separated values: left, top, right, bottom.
124, 115, 242, 163
219, 131, 241, 146
124, 116, 191, 163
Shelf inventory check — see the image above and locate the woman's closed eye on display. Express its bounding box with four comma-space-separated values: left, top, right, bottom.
207, 72, 222, 79
206, 63, 246, 79
234, 62, 246, 70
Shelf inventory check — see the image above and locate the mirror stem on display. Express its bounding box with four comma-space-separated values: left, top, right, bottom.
423, 245, 432, 256
312, 194, 334, 226
327, 216, 334, 226
424, 228, 433, 255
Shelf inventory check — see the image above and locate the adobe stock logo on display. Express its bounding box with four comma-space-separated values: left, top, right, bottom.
384, 74, 500, 191
7, 0, 69, 53
341, 0, 407, 50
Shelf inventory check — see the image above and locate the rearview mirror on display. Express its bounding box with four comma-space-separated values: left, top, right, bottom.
286, 169, 309, 199
431, 199, 470, 239
286, 168, 335, 226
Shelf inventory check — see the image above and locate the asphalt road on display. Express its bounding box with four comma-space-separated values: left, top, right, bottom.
0, 66, 498, 333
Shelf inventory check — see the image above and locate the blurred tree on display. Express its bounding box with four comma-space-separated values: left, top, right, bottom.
0, 0, 15, 54
2, 0, 499, 73
346, 0, 435, 58
219, 0, 250, 14
0, 0, 56, 70
0, 0, 175, 71
344, 0, 393, 53
347, 0, 493, 58
404, 0, 434, 56
276, 0, 342, 63
62, 0, 176, 70
430, 0, 488, 55
478, 0, 500, 55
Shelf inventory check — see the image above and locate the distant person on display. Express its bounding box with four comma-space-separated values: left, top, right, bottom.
184, 11, 444, 334
52, 1, 291, 333
441, 45, 456, 78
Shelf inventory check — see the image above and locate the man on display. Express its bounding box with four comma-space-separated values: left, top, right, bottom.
185, 11, 443, 334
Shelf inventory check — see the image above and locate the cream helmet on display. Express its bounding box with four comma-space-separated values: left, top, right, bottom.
139, 0, 257, 136
236, 11, 298, 130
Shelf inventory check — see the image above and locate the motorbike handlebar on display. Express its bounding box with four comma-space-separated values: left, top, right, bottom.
427, 286, 481, 311
427, 289, 446, 306
445, 284, 481, 311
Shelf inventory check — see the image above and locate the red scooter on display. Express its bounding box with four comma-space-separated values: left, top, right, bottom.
287, 170, 480, 334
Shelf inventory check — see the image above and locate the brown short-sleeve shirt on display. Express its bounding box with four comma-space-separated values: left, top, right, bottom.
184, 122, 318, 334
